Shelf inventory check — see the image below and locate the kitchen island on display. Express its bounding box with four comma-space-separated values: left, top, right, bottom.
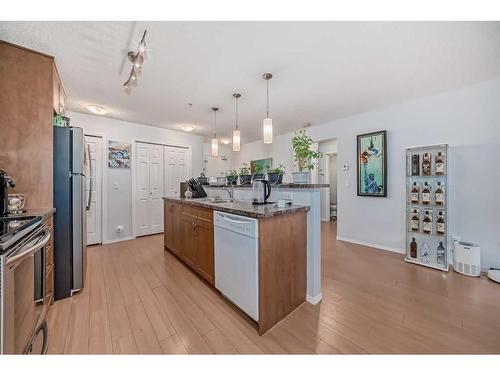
163, 197, 309, 334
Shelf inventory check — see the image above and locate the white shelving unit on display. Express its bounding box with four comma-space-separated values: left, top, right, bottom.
404, 144, 449, 271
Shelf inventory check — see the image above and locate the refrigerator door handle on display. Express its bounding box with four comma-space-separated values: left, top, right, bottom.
86, 144, 92, 211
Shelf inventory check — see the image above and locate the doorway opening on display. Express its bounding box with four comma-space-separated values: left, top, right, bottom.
84, 134, 103, 245
317, 139, 338, 223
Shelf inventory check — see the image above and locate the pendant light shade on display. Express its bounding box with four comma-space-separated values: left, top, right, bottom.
232, 93, 241, 152
211, 137, 219, 157
211, 107, 219, 157
262, 73, 273, 144
263, 117, 273, 144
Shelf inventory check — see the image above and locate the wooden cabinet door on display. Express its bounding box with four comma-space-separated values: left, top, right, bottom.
180, 214, 197, 269
194, 218, 215, 285
164, 202, 174, 251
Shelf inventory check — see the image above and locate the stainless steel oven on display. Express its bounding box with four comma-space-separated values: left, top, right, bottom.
0, 224, 50, 354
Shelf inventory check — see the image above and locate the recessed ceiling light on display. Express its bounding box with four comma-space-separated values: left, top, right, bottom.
181, 124, 195, 132
86, 105, 108, 115
221, 138, 232, 145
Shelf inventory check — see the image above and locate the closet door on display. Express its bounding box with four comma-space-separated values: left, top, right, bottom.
149, 144, 164, 234
136, 142, 151, 236
164, 146, 189, 198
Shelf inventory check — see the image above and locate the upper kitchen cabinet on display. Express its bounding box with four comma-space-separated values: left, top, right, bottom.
0, 41, 65, 209
52, 64, 67, 115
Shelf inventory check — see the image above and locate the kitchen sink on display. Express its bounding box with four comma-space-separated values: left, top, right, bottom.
206, 198, 233, 204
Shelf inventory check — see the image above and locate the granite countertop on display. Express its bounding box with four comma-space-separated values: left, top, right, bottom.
164, 197, 309, 219
4, 208, 56, 221
204, 183, 329, 189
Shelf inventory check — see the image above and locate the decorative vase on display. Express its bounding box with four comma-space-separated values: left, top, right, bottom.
292, 171, 311, 184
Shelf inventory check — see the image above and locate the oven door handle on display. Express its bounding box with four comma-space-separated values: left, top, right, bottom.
6, 228, 50, 268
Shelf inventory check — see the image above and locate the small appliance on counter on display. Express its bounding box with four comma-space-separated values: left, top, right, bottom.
197, 173, 208, 185
0, 170, 16, 215
252, 179, 272, 205
453, 241, 481, 277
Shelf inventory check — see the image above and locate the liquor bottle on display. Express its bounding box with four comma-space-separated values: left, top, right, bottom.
422, 153, 431, 175
436, 210, 445, 235
411, 154, 420, 176
410, 237, 418, 258
423, 209, 433, 234
411, 209, 420, 232
435, 152, 445, 175
410, 182, 419, 204
422, 182, 431, 205
436, 241, 446, 265
435, 182, 445, 206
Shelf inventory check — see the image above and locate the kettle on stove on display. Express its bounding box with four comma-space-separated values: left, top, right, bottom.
252, 179, 271, 205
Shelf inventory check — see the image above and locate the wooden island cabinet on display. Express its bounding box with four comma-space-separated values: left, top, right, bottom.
164, 197, 308, 335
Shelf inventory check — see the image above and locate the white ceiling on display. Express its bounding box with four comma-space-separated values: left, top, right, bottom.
1, 21, 500, 143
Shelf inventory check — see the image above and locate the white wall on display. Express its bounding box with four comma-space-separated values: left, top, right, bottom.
202, 142, 233, 178
235, 78, 500, 269
68, 111, 204, 243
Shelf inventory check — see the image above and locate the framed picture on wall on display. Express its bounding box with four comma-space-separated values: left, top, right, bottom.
357, 130, 387, 197
108, 141, 131, 168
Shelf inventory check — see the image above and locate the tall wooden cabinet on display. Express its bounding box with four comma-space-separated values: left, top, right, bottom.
0, 41, 65, 306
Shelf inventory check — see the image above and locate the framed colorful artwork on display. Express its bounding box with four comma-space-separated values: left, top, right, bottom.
357, 130, 387, 197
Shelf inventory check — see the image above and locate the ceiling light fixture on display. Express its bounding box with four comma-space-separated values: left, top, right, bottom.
181, 103, 195, 132
86, 104, 108, 115
211, 107, 219, 157
232, 93, 241, 152
262, 73, 273, 144
123, 29, 148, 90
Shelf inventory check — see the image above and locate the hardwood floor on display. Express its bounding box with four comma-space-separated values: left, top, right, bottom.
46, 222, 500, 354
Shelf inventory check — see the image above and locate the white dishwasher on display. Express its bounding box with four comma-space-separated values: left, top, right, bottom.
214, 210, 259, 321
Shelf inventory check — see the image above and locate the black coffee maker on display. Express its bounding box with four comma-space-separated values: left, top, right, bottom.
0, 170, 16, 216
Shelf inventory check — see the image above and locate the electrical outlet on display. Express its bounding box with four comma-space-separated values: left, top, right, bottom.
283, 192, 293, 201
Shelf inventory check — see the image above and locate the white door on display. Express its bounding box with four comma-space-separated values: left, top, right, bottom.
135, 142, 165, 237
164, 145, 189, 197
149, 144, 164, 234
136, 142, 151, 236
84, 135, 102, 245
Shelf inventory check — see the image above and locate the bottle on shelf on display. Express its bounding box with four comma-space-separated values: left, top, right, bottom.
411, 154, 420, 176
410, 237, 418, 258
422, 152, 432, 176
422, 182, 431, 205
435, 152, 445, 175
435, 181, 445, 206
411, 209, 420, 232
420, 242, 431, 263
423, 209, 433, 234
436, 241, 446, 265
436, 210, 445, 235
410, 182, 419, 204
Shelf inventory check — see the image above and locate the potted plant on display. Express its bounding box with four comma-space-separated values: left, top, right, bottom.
291, 129, 322, 184
239, 163, 252, 185
225, 169, 238, 185
267, 164, 285, 184
252, 162, 265, 180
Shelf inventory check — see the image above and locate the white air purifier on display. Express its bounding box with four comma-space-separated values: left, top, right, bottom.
453, 241, 481, 277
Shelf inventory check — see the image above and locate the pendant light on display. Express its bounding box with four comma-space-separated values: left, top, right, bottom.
211, 107, 219, 157
262, 73, 273, 144
232, 93, 241, 152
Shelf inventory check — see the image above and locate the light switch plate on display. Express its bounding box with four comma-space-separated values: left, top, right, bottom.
113, 182, 119, 189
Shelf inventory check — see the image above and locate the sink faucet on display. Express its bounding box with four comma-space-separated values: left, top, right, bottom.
224, 184, 234, 201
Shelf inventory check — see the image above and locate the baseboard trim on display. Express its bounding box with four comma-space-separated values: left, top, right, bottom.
336, 236, 405, 255
103, 236, 135, 245
306, 293, 323, 305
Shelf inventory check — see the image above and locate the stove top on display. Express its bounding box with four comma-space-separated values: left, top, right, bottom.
0, 215, 43, 251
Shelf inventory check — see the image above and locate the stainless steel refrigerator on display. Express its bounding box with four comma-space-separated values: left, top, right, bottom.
53, 126, 88, 300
